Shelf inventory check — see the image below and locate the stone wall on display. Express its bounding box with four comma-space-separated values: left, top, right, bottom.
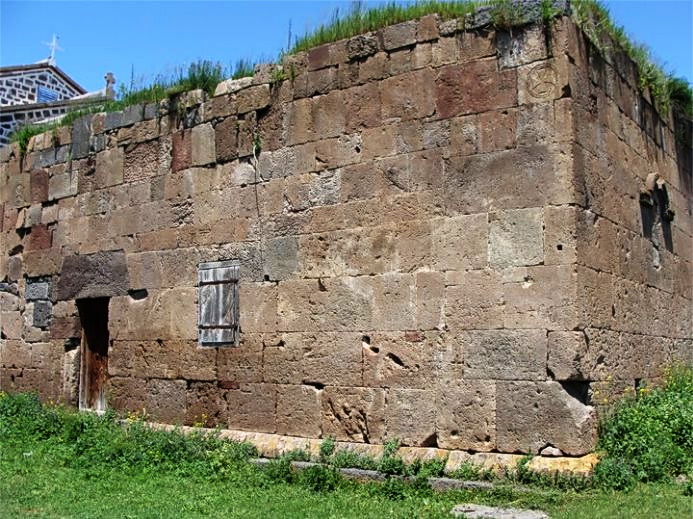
0, 14, 690, 458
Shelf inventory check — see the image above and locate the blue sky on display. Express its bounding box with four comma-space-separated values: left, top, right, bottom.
1, 0, 691, 93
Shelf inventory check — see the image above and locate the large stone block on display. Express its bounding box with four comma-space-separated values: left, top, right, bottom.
322, 386, 385, 443
264, 332, 362, 386
264, 236, 298, 281
225, 383, 277, 433
445, 270, 504, 330
95, 148, 124, 188
462, 329, 547, 381
191, 123, 216, 166
489, 207, 544, 269
30, 169, 49, 203
381, 69, 435, 122
372, 273, 415, 331
433, 213, 488, 271
443, 145, 574, 215
436, 379, 496, 451
362, 331, 435, 389
239, 282, 278, 333
313, 90, 346, 138
216, 333, 264, 383
145, 378, 187, 423
547, 331, 589, 381
276, 384, 322, 437
123, 140, 159, 182
503, 265, 578, 330
415, 271, 444, 330
56, 250, 129, 300
436, 60, 517, 119
385, 388, 436, 446
185, 382, 226, 427
496, 381, 597, 456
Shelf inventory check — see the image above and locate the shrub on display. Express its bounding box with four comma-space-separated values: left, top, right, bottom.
596, 365, 693, 488
298, 464, 342, 492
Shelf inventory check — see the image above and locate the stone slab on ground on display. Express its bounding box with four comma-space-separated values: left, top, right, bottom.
451, 504, 549, 518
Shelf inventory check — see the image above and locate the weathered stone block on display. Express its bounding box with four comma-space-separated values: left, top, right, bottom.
191, 123, 216, 166
489, 207, 544, 269
372, 273, 415, 330
462, 329, 547, 381
496, 381, 596, 456
444, 145, 574, 215
344, 82, 381, 132
237, 84, 271, 114
445, 270, 504, 330
276, 384, 322, 437
385, 388, 436, 446
416, 272, 444, 330
436, 379, 496, 451
313, 90, 346, 138
216, 333, 264, 383
30, 169, 49, 203
417, 14, 439, 42
264, 332, 362, 386
322, 386, 385, 443
145, 378, 187, 423
171, 130, 192, 172
433, 213, 488, 270
362, 331, 435, 389
436, 60, 517, 119
503, 265, 578, 330
56, 250, 129, 300
381, 69, 435, 122
26, 224, 52, 251
123, 140, 159, 182
496, 25, 548, 69
382, 20, 417, 50
547, 331, 588, 381
185, 382, 226, 427
95, 147, 124, 188
225, 383, 277, 433
347, 32, 380, 60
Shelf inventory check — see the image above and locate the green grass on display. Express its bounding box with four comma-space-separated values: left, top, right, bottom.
1, 391, 692, 518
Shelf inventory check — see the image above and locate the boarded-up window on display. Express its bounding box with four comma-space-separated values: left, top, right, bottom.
198, 260, 239, 346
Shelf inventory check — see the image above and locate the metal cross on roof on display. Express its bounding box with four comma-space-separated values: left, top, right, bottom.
44, 34, 63, 66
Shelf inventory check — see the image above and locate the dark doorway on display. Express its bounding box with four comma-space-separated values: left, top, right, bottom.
77, 297, 110, 411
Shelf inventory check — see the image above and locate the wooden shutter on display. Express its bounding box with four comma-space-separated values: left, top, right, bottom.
198, 260, 239, 346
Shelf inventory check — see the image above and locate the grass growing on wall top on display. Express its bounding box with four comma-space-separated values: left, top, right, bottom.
9, 0, 691, 155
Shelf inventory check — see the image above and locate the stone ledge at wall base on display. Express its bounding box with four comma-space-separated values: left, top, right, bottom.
149, 422, 600, 476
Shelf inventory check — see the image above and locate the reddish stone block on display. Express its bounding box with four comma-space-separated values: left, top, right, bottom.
308, 44, 331, 71
215, 116, 239, 162
30, 169, 49, 203
171, 130, 191, 172
436, 60, 517, 119
51, 316, 81, 339
26, 224, 52, 251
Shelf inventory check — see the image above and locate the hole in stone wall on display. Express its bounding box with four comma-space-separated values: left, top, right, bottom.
419, 432, 438, 448
128, 288, 148, 300
386, 352, 405, 367
317, 278, 327, 292
63, 337, 80, 352
556, 244, 563, 251
559, 380, 590, 406
264, 274, 270, 282
303, 381, 325, 390
362, 335, 370, 345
